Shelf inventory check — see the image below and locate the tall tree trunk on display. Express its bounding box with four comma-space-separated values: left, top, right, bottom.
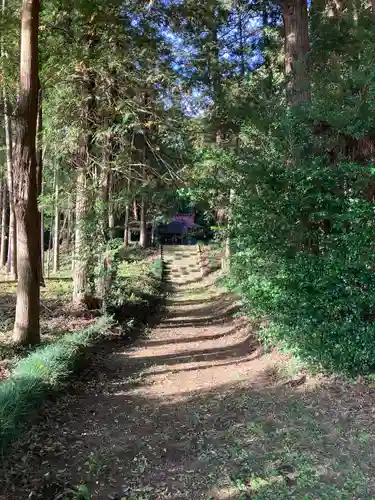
53, 168, 60, 273
209, 8, 233, 269
73, 168, 87, 305
0, 180, 8, 268
0, 0, 9, 270
96, 164, 110, 299
280, 0, 310, 106
12, 0, 41, 345
36, 87, 44, 284
4, 95, 17, 279
72, 56, 95, 304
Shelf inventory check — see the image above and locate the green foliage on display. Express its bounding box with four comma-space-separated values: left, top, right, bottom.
226, 12, 375, 374
0, 317, 112, 452
105, 258, 164, 319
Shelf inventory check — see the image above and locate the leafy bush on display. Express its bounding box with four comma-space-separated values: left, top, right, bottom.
0, 317, 112, 451
229, 114, 375, 374
105, 258, 165, 322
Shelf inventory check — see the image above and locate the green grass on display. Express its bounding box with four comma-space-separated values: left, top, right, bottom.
0, 316, 112, 452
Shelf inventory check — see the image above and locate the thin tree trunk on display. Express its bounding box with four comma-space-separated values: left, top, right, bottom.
67, 196, 73, 248
72, 53, 95, 305
73, 168, 88, 305
108, 210, 115, 238
280, 0, 310, 106
36, 87, 44, 284
97, 164, 110, 299
0, 180, 8, 268
210, 10, 232, 268
12, 0, 41, 345
0, 0, 9, 270
101, 169, 109, 238
107, 171, 115, 239
7, 211, 16, 278
40, 196, 44, 278
4, 94, 17, 279
124, 203, 130, 247
53, 168, 60, 273
139, 196, 147, 248
46, 216, 53, 278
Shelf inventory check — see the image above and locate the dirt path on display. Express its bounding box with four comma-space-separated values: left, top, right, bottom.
3, 246, 375, 499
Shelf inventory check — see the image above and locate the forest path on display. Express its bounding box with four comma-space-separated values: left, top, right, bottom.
4, 246, 375, 499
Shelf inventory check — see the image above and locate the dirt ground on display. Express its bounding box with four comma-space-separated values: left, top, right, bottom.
2, 246, 375, 499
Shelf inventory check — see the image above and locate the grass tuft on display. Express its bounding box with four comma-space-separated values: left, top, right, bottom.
0, 316, 112, 451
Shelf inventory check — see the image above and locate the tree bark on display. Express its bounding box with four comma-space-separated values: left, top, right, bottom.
139, 196, 147, 248
66, 195, 74, 248
107, 171, 115, 239
124, 203, 130, 247
3, 95, 17, 279
73, 168, 88, 305
7, 211, 16, 278
36, 86, 44, 284
53, 168, 60, 273
0, 0, 9, 270
108, 210, 115, 238
96, 163, 110, 299
0, 180, 9, 268
72, 54, 95, 305
12, 0, 41, 345
280, 0, 310, 106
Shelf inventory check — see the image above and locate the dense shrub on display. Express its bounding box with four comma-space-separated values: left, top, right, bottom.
229, 117, 375, 374
228, 88, 375, 373
105, 258, 165, 323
